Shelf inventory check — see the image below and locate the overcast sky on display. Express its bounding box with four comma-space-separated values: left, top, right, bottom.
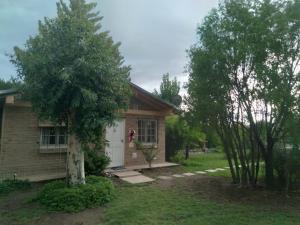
0, 0, 218, 95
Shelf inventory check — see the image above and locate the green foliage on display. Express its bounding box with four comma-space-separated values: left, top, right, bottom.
274, 147, 300, 191
186, 0, 300, 187
165, 115, 205, 161
0, 77, 23, 90
11, 0, 131, 147
0, 179, 31, 195
170, 152, 186, 165
84, 149, 110, 176
153, 73, 181, 107
37, 176, 115, 212
135, 141, 158, 168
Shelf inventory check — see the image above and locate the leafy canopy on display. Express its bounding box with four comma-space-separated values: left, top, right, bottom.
0, 77, 23, 90
154, 73, 181, 107
11, 0, 131, 147
186, 0, 300, 187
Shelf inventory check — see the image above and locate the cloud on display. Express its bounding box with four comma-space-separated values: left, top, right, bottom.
0, 0, 218, 94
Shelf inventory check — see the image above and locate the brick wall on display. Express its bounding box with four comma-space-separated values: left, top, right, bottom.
124, 115, 165, 166
0, 104, 66, 180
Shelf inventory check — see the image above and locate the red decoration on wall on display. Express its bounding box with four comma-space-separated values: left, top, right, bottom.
128, 129, 136, 143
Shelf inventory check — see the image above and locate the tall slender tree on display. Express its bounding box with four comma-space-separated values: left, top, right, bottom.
187, 0, 300, 187
154, 73, 181, 107
11, 0, 131, 185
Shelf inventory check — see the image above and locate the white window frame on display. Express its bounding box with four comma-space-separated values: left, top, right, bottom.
137, 119, 158, 145
40, 127, 68, 152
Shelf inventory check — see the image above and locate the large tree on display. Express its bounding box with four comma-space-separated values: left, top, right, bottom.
187, 0, 300, 187
154, 73, 181, 107
11, 0, 131, 185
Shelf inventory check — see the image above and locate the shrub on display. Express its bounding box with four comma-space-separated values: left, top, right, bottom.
37, 176, 115, 212
84, 149, 110, 176
165, 115, 206, 161
170, 152, 186, 165
274, 147, 300, 191
0, 179, 31, 195
135, 141, 159, 168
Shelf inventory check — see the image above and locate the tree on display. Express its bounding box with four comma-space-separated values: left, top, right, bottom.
165, 115, 205, 161
154, 73, 182, 107
187, 0, 300, 188
0, 77, 22, 90
11, 0, 131, 185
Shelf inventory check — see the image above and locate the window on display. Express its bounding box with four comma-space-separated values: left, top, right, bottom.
137, 119, 157, 144
40, 127, 67, 150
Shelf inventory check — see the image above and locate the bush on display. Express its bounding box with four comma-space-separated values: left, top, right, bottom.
0, 179, 31, 195
165, 115, 206, 161
170, 152, 186, 165
274, 147, 300, 191
84, 149, 110, 176
37, 176, 115, 212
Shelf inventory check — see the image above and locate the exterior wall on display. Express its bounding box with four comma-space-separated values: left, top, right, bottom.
0, 90, 169, 180
124, 114, 165, 166
0, 104, 66, 180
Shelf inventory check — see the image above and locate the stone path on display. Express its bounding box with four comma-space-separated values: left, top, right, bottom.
112, 165, 234, 184
112, 170, 154, 184
156, 166, 232, 181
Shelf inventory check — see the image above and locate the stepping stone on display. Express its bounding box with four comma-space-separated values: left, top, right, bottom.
113, 170, 141, 178
182, 172, 195, 176
195, 171, 207, 174
215, 168, 225, 171
158, 175, 173, 180
173, 174, 184, 178
205, 169, 218, 173
121, 175, 154, 184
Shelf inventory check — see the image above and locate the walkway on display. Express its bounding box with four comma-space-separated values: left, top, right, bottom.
111, 165, 232, 184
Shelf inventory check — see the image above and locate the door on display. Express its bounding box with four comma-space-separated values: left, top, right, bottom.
105, 119, 125, 167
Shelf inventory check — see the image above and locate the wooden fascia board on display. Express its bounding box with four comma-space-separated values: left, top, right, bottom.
124, 109, 172, 117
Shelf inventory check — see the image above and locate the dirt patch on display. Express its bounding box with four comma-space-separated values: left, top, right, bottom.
153, 175, 300, 212
141, 166, 185, 177
31, 208, 104, 225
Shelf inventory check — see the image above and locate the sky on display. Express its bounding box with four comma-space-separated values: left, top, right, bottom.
0, 0, 219, 95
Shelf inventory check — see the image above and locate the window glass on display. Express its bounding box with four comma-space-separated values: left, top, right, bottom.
137, 119, 157, 144
40, 127, 67, 148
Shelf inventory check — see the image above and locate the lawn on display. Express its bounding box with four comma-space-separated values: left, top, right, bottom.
1, 153, 300, 225
143, 152, 231, 178
103, 184, 300, 225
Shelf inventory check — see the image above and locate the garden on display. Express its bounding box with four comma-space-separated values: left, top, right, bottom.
1, 152, 300, 225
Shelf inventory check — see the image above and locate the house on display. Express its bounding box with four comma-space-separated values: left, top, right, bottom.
0, 83, 176, 181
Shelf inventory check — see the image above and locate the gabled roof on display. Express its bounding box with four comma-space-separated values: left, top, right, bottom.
0, 89, 18, 97
0, 84, 179, 112
130, 82, 178, 111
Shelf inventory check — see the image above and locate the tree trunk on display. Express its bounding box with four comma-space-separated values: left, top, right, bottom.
185, 145, 190, 160
265, 149, 274, 189
66, 134, 85, 185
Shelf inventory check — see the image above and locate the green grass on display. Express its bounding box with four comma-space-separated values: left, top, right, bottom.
0, 179, 31, 196
181, 152, 230, 176
1, 153, 299, 225
102, 185, 300, 225
1, 207, 47, 224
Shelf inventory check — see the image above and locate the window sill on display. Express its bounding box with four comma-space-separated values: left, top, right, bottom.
39, 146, 67, 153
138, 143, 158, 149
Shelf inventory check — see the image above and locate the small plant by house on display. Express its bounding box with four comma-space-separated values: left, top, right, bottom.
135, 141, 158, 168
84, 148, 111, 176
36, 176, 115, 212
0, 179, 31, 196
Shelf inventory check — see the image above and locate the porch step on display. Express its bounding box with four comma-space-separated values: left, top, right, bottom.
121, 175, 154, 184
112, 170, 142, 178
